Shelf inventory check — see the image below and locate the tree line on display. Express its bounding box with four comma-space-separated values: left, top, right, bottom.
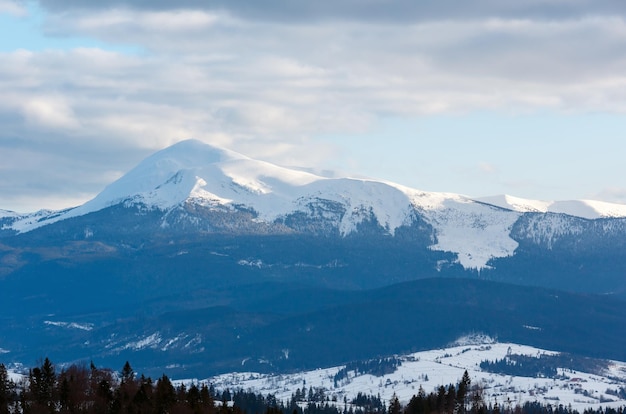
0, 359, 219, 414
1, 359, 625, 414
479, 352, 607, 379
333, 358, 402, 387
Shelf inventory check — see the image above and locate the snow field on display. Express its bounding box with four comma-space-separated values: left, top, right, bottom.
205, 342, 626, 412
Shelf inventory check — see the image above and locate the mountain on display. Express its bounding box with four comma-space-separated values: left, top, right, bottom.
1, 139, 626, 377
4, 139, 626, 272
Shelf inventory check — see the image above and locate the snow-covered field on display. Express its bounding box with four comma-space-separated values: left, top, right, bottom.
5, 338, 625, 411
203, 339, 626, 412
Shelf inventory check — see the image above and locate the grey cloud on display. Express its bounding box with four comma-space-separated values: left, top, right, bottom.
594, 188, 626, 205
0, 129, 151, 212
35, 0, 626, 22
0, 0, 27, 16
419, 18, 626, 85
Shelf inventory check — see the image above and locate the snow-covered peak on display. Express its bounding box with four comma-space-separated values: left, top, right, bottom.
476, 194, 626, 219
76, 139, 320, 213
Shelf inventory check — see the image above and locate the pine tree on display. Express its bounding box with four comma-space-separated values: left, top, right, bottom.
155, 374, 176, 414
187, 383, 201, 412
133, 374, 155, 413
389, 393, 401, 414
121, 361, 135, 385
57, 376, 70, 413
200, 383, 215, 412
29, 357, 57, 413
0, 364, 14, 414
445, 384, 456, 414
117, 361, 138, 413
436, 385, 447, 413
457, 370, 471, 414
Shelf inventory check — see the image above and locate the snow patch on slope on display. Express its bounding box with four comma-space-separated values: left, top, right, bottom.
516, 214, 586, 248
400, 190, 521, 269
299, 179, 416, 236
118, 333, 163, 351
2, 209, 72, 233
7, 368, 23, 383
44, 320, 94, 331
451, 333, 497, 346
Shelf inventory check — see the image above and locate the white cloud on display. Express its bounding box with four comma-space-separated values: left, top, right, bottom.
21, 96, 79, 129
65, 8, 221, 33
593, 187, 626, 205
34, 11, 626, 118
0, 0, 27, 16
478, 162, 498, 174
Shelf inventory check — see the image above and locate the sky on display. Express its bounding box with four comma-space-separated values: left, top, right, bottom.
2, 0, 626, 212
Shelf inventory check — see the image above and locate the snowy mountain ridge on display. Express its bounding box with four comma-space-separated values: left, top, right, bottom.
475, 194, 626, 219
3, 139, 626, 270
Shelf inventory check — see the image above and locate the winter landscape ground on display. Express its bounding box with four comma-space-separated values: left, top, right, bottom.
206, 339, 626, 412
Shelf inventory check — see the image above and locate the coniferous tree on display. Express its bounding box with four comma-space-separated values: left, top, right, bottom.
116, 361, 138, 414
155, 374, 176, 414
121, 362, 135, 385
436, 386, 447, 413
493, 402, 500, 414
187, 383, 202, 413
29, 358, 57, 414
0, 364, 15, 414
200, 384, 216, 414
445, 385, 456, 414
457, 370, 471, 414
389, 393, 401, 414
133, 374, 154, 413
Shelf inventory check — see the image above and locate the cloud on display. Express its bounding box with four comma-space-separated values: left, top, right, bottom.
36, 10, 626, 114
3, 2, 626, 210
21, 96, 80, 129
34, 1, 626, 23
0, 0, 27, 16
593, 187, 626, 205
58, 8, 221, 34
478, 162, 498, 174
0, 143, 139, 212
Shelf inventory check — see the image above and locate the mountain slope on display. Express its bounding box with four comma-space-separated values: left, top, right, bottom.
2, 278, 626, 378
